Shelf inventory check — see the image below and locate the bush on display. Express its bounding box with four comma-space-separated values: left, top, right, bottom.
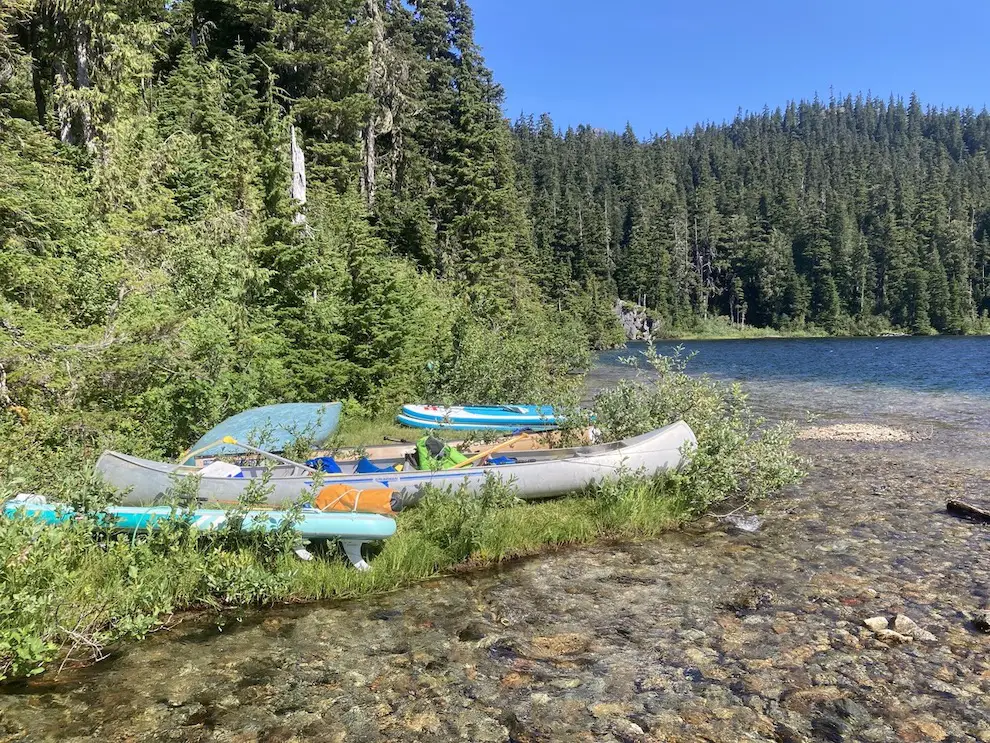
402, 475, 522, 565
593, 345, 805, 515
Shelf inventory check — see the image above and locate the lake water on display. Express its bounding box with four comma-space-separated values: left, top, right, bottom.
5, 337, 990, 741
597, 336, 990, 396
590, 336, 990, 456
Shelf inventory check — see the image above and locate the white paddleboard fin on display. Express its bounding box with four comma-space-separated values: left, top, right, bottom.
341, 539, 370, 571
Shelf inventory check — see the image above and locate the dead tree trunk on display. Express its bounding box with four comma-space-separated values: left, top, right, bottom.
54, 57, 73, 143
361, 0, 387, 209
74, 20, 93, 147
289, 124, 307, 225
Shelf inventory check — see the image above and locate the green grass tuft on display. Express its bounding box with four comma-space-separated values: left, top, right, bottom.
1, 348, 805, 682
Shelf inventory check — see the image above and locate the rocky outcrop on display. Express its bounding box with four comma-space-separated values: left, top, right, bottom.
614, 299, 658, 341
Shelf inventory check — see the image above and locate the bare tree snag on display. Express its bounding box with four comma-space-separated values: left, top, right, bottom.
74, 19, 93, 147
361, 0, 387, 209
290, 124, 307, 224
54, 60, 74, 142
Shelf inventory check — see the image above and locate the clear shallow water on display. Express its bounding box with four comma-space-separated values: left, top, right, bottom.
4, 338, 990, 740
590, 336, 990, 455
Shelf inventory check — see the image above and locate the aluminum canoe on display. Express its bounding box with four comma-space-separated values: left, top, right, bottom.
97, 421, 697, 508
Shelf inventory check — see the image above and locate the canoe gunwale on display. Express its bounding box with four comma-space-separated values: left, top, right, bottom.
98, 422, 697, 506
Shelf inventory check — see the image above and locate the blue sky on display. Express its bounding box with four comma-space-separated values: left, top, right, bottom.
470, 0, 990, 136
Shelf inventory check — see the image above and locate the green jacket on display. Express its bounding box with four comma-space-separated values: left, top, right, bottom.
416, 435, 469, 470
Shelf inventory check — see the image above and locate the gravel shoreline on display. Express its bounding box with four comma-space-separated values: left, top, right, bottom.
2, 437, 989, 742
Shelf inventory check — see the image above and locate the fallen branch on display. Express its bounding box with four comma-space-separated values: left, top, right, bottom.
0, 361, 11, 406
946, 499, 990, 524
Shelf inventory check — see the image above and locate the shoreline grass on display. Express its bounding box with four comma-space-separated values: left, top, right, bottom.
653, 326, 829, 341
0, 473, 693, 682
1, 347, 806, 683
275, 480, 689, 602
641, 313, 990, 342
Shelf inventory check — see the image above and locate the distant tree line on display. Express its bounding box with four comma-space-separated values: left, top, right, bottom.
513, 96, 990, 334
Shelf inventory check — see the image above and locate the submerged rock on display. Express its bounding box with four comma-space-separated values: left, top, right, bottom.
526, 633, 593, 659
897, 719, 949, 742
588, 701, 630, 718
721, 585, 775, 615
863, 616, 888, 632
893, 614, 937, 642
724, 514, 763, 532
874, 629, 913, 644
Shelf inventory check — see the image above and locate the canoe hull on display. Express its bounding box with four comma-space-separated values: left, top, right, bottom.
98, 421, 697, 508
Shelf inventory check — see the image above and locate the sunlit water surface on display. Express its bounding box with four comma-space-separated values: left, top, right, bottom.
590, 336, 990, 461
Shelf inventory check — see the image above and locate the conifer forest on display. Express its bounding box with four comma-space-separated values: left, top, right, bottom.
2, 0, 990, 455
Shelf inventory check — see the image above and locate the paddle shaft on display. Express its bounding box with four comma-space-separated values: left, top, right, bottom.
219, 437, 321, 474
178, 438, 227, 464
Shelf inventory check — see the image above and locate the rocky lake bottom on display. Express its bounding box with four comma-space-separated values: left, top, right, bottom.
1, 431, 989, 742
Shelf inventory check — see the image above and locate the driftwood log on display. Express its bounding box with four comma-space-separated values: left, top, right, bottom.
946, 499, 990, 524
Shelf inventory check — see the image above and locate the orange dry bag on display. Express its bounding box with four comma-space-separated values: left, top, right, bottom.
314, 484, 398, 515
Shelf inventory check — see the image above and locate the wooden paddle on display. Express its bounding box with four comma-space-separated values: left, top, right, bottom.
449, 434, 531, 470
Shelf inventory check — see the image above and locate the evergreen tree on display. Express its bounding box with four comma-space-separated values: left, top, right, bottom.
512, 93, 990, 334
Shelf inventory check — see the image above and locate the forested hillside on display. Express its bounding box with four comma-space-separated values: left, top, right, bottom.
3, 0, 990, 467
514, 97, 990, 334
0, 0, 611, 460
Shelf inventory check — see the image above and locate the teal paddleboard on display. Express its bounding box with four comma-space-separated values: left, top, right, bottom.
400, 404, 558, 427
2, 501, 395, 541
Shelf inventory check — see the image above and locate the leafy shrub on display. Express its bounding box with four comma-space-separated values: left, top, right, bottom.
425, 290, 591, 406
0, 518, 83, 680
402, 475, 522, 564
0, 515, 182, 681
196, 550, 293, 607
593, 345, 805, 515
